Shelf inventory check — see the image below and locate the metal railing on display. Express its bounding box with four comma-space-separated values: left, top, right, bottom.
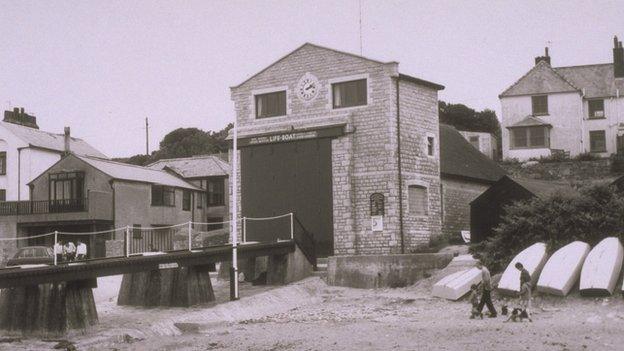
0, 198, 88, 216
292, 214, 317, 269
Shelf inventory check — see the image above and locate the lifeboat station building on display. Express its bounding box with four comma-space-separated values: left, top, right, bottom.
230, 43, 445, 265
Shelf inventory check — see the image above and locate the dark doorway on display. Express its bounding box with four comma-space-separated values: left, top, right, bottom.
241, 138, 334, 257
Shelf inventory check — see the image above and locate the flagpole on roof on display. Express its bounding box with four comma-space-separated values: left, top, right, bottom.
230, 117, 239, 300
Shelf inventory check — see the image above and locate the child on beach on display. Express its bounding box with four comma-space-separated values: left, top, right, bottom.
469, 284, 483, 319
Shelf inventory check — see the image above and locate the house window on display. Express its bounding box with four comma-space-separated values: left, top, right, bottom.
469, 136, 480, 149
132, 224, 142, 239
510, 126, 550, 149
589, 130, 606, 153
531, 95, 548, 115
427, 136, 435, 156
49, 172, 84, 201
0, 152, 6, 175
0, 189, 5, 202
197, 193, 204, 209
332, 79, 367, 108
151, 185, 175, 206
408, 185, 428, 216
182, 190, 191, 211
207, 178, 225, 206
588, 99, 605, 119
255, 91, 286, 118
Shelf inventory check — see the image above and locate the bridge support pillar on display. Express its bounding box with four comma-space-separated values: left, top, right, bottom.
117, 265, 214, 307
0, 279, 98, 336
266, 245, 313, 285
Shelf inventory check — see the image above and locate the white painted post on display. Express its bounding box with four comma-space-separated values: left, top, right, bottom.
125, 225, 130, 257
188, 221, 192, 251
242, 217, 247, 243
290, 212, 294, 240
54, 231, 58, 266
231, 116, 239, 300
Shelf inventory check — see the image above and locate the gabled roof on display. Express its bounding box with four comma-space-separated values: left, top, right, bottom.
0, 121, 107, 158
75, 155, 201, 190
231, 42, 444, 91
507, 115, 552, 128
499, 60, 579, 97
147, 155, 230, 178
554, 63, 624, 98
439, 124, 506, 183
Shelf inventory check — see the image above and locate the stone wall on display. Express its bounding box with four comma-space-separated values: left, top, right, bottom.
441, 177, 489, 242
500, 158, 616, 182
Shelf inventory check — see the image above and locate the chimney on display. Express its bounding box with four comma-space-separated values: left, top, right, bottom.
3, 107, 39, 129
64, 127, 71, 155
534, 47, 551, 65
614, 36, 624, 78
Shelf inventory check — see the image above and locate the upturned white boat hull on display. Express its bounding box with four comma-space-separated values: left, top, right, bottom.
580, 237, 623, 296
497, 242, 548, 296
537, 241, 590, 296
432, 267, 482, 300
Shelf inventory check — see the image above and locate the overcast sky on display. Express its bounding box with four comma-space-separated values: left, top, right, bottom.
1, 0, 623, 157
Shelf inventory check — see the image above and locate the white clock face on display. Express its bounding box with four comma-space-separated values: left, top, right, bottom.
296, 73, 320, 102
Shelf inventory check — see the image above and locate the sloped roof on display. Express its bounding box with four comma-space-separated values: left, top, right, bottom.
554, 64, 624, 98
439, 124, 506, 183
507, 115, 552, 128
511, 177, 577, 198
147, 155, 230, 178
499, 60, 578, 97
0, 121, 107, 158
75, 155, 201, 190
232, 43, 443, 91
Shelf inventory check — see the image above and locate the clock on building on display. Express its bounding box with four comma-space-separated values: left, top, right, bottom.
296, 73, 320, 102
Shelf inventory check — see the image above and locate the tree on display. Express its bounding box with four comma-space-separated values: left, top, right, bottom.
113, 123, 232, 166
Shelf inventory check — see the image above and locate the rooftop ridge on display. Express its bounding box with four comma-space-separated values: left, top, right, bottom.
554, 63, 613, 69
79, 154, 173, 173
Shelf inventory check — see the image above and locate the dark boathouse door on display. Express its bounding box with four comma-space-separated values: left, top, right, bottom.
241, 138, 334, 257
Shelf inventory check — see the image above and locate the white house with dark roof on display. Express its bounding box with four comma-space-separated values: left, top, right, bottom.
0, 108, 107, 201
148, 155, 230, 225
499, 36, 624, 161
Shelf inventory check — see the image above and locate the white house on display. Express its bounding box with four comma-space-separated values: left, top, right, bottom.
0, 108, 107, 201
457, 130, 498, 160
499, 36, 624, 161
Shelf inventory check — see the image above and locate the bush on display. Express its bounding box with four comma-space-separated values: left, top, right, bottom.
573, 152, 599, 161
469, 184, 624, 272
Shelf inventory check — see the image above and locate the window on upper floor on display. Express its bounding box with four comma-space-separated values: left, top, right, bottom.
469, 136, 480, 149
531, 95, 548, 115
510, 126, 550, 149
49, 172, 84, 201
588, 99, 605, 119
589, 130, 606, 153
0, 152, 6, 175
427, 136, 435, 156
255, 91, 287, 118
332, 79, 367, 109
151, 185, 175, 207
207, 178, 225, 206
408, 185, 428, 216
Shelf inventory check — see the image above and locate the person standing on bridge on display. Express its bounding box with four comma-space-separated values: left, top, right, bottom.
76, 240, 87, 260
64, 240, 76, 262
54, 240, 63, 263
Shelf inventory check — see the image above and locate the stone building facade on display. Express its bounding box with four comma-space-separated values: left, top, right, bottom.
229, 43, 444, 256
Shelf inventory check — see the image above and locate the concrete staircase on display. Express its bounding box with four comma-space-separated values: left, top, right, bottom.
312, 257, 328, 279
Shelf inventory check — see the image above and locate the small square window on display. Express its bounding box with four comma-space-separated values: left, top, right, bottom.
469, 136, 480, 149
531, 95, 548, 115
408, 185, 428, 216
588, 100, 605, 119
332, 79, 367, 108
255, 91, 286, 118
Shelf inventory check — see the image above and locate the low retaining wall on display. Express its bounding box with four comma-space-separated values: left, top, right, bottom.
327, 253, 454, 289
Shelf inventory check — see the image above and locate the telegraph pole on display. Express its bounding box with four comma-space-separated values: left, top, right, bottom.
145, 117, 149, 155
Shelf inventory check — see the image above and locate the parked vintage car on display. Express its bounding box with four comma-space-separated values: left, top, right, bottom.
6, 246, 54, 266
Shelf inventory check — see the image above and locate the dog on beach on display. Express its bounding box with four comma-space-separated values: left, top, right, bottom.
504, 308, 529, 322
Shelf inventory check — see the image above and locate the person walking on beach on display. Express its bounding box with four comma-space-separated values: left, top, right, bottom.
475, 261, 497, 318
515, 262, 533, 321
